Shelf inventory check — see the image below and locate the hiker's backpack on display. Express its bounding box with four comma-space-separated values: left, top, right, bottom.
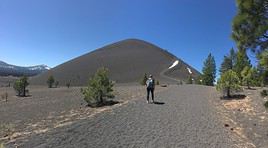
146, 78, 154, 88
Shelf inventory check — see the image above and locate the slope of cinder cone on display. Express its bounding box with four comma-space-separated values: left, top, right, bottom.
30, 39, 200, 86
164, 59, 200, 82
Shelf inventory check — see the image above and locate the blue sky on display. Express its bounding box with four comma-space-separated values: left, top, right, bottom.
0, 0, 254, 75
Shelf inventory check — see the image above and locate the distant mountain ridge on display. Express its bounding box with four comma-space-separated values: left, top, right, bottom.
0, 61, 50, 77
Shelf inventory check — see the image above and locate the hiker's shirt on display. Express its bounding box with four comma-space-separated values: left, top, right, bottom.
146, 78, 155, 89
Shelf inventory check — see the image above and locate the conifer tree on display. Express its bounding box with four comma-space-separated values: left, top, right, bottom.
47, 75, 55, 88
220, 48, 237, 74
259, 50, 268, 70
13, 76, 29, 97
241, 66, 254, 89
81, 67, 114, 107
217, 70, 241, 98
140, 73, 148, 85
232, 0, 268, 52
220, 56, 232, 75
202, 53, 216, 86
233, 49, 251, 80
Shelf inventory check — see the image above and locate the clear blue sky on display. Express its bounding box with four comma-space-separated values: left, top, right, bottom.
1, 0, 254, 75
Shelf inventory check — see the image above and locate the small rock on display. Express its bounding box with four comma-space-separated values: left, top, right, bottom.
224, 124, 229, 127
254, 123, 257, 126
230, 128, 234, 131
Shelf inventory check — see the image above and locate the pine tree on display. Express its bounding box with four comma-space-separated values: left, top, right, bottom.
233, 49, 251, 80
241, 66, 254, 89
263, 71, 268, 86
251, 67, 262, 86
47, 75, 55, 88
229, 48, 236, 66
259, 50, 268, 70
220, 48, 237, 74
202, 53, 216, 86
81, 67, 114, 107
232, 0, 268, 87
217, 70, 241, 98
140, 73, 148, 85
257, 63, 268, 86
232, 0, 268, 52
220, 56, 232, 74
13, 76, 29, 97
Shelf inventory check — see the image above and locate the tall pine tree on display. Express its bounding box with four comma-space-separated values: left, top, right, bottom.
258, 51, 268, 85
220, 56, 232, 74
259, 50, 268, 70
232, 0, 268, 86
220, 48, 237, 74
202, 53, 216, 86
257, 62, 268, 86
241, 66, 254, 89
233, 49, 251, 80
229, 48, 236, 67
232, 0, 268, 53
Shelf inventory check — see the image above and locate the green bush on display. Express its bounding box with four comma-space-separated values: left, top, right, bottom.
140, 73, 147, 85
47, 75, 55, 88
260, 90, 268, 97
13, 76, 29, 97
216, 70, 241, 98
264, 101, 268, 108
81, 67, 115, 107
156, 80, 160, 85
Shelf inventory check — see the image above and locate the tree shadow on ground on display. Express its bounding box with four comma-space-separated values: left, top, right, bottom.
246, 88, 257, 90
153, 101, 165, 105
87, 100, 120, 108
16, 94, 32, 98
220, 94, 246, 100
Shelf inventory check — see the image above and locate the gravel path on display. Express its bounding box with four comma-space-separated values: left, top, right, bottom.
11, 85, 235, 148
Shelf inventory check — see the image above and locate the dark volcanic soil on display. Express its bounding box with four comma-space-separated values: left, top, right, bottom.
0, 84, 167, 146
6, 85, 240, 148
2, 85, 267, 148
30, 39, 200, 86
214, 87, 268, 148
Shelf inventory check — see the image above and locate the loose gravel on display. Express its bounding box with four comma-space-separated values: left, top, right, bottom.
10, 85, 236, 148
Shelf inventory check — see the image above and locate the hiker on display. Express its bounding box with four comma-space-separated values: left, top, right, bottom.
146, 74, 155, 103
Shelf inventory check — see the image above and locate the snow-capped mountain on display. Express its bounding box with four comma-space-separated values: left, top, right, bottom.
0, 61, 50, 77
